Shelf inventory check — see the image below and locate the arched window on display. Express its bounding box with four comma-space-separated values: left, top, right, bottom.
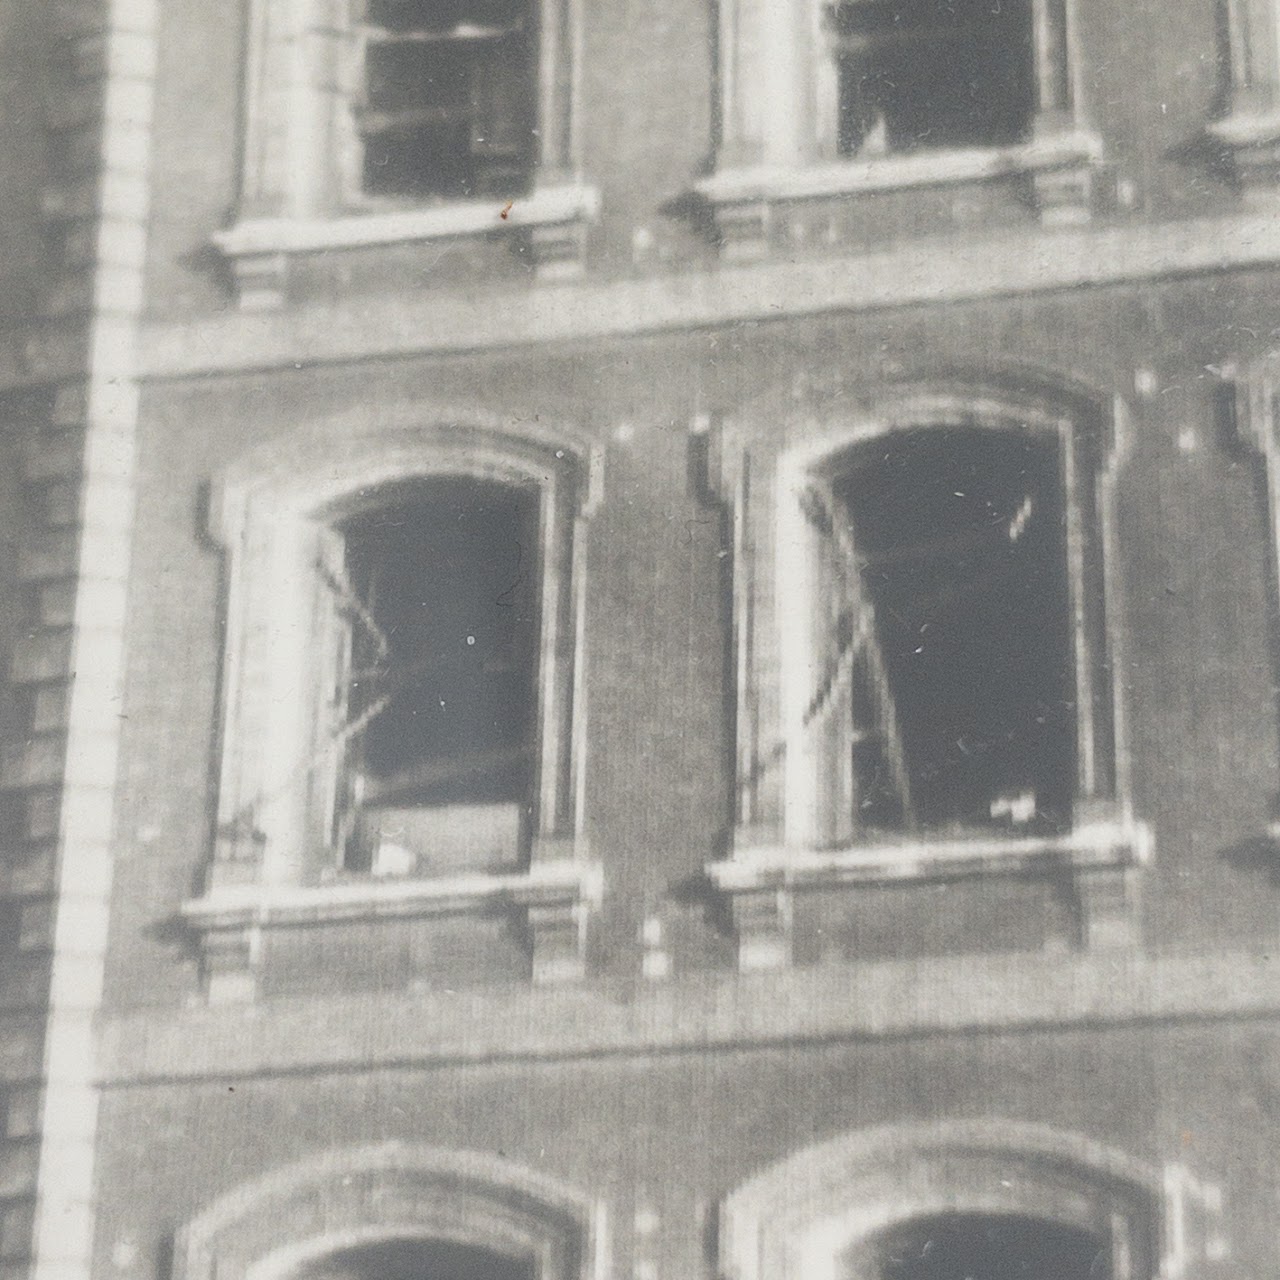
852, 1213, 1105, 1280
172, 1144, 596, 1280
292, 1238, 533, 1280
182, 409, 601, 1000
708, 384, 1149, 968
717, 1121, 1228, 1280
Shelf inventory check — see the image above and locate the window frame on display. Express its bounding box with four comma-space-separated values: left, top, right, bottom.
707, 382, 1149, 967
700, 0, 1100, 248
215, 0, 596, 305
183, 407, 602, 1000
1208, 0, 1280, 189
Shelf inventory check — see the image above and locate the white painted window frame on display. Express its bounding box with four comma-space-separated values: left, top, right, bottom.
702, 0, 1100, 238
183, 406, 603, 999
718, 1120, 1228, 1280
706, 382, 1150, 967
217, 0, 596, 304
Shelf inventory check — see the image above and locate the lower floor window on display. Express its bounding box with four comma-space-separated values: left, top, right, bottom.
858, 1212, 1108, 1280
293, 1238, 535, 1280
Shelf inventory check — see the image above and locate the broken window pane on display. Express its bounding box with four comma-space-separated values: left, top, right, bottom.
829, 0, 1036, 155
359, 0, 534, 199
334, 477, 541, 873
833, 426, 1073, 833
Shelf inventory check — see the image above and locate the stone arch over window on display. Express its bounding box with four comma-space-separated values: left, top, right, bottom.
172, 1143, 597, 1280
706, 378, 1150, 968
182, 406, 602, 1000
718, 1120, 1228, 1280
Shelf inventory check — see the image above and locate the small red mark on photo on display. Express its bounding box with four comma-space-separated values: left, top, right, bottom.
499, 201, 514, 220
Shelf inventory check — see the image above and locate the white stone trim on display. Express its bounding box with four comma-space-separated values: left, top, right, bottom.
696, 131, 1102, 204
718, 1121, 1174, 1280
129, 210, 1280, 381
173, 1143, 600, 1280
214, 182, 600, 257
181, 860, 603, 931
707, 817, 1151, 893
98, 947, 1280, 1083
31, 6, 157, 1280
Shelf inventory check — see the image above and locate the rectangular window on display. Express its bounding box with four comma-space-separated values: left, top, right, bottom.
323, 477, 542, 876
830, 426, 1072, 834
356, 0, 536, 199
827, 0, 1037, 156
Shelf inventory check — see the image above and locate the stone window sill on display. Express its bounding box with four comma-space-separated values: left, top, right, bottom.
212, 182, 601, 309
180, 859, 603, 1001
695, 132, 1103, 257
707, 816, 1152, 969
1205, 110, 1280, 196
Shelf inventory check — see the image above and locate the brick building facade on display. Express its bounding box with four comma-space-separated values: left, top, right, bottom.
2, 0, 1280, 1277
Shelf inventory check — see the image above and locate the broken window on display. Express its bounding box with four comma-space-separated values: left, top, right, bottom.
357, 0, 535, 199
858, 1212, 1108, 1280
826, 0, 1037, 156
320, 476, 542, 876
805, 425, 1073, 836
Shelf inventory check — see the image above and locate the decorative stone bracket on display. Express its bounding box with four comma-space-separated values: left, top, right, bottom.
181, 860, 603, 1003
213, 183, 601, 309
708, 813, 1152, 971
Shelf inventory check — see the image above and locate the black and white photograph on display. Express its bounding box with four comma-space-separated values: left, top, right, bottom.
0, 0, 1277, 1276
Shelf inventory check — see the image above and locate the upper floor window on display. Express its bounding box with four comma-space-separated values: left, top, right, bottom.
356, 0, 535, 201
214, 0, 597, 306
1208, 0, 1280, 193
708, 384, 1149, 968
328, 477, 541, 876
182, 411, 601, 1001
820, 425, 1072, 836
699, 0, 1099, 249
829, 0, 1037, 158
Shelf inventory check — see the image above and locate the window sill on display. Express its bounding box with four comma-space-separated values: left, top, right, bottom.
709, 816, 1151, 891
695, 132, 1103, 257
707, 817, 1152, 969
1205, 110, 1280, 197
180, 859, 603, 1001
212, 182, 601, 309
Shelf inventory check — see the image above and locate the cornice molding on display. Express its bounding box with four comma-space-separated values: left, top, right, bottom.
116, 209, 1280, 381
98, 947, 1279, 1086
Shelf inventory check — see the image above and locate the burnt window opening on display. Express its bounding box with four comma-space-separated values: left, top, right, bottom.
330, 476, 541, 875
358, 0, 535, 200
856, 1212, 1108, 1280
827, 0, 1037, 157
293, 1238, 536, 1280
831, 425, 1074, 834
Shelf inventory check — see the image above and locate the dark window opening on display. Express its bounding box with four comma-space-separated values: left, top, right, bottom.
293, 1238, 535, 1280
828, 0, 1036, 156
335, 476, 541, 873
833, 426, 1074, 833
359, 0, 535, 200
857, 1212, 1108, 1280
